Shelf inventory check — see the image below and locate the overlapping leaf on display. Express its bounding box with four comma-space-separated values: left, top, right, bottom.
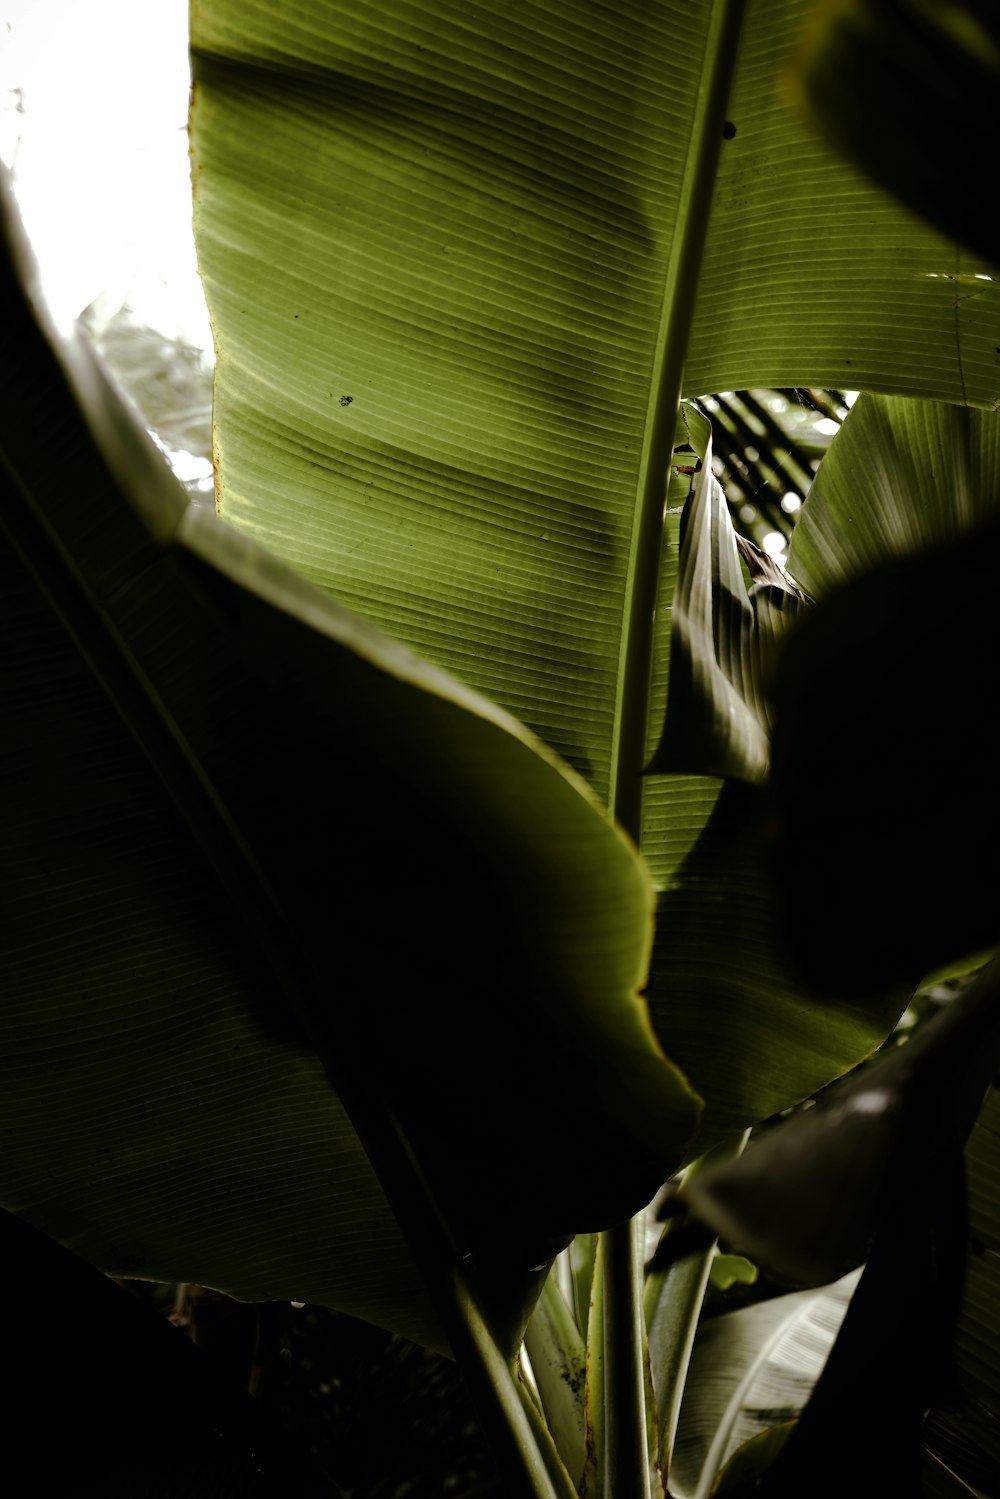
772, 395, 1000, 991
788, 0, 1000, 268
925, 1080, 1000, 1496
0, 176, 699, 1349
187, 0, 979, 1154
523, 1279, 588, 1487
681, 960, 1000, 1284
669, 1270, 860, 1499
190, 0, 998, 800
786, 395, 1000, 596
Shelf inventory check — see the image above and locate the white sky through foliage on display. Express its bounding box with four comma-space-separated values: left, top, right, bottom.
1, 3, 860, 517
0, 0, 211, 349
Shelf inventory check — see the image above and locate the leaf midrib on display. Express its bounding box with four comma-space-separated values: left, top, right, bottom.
610, 0, 747, 840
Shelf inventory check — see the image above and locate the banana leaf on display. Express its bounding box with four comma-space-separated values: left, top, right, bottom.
787, 396, 1000, 597
0, 173, 697, 1351
676, 966, 1000, 1495
523, 1278, 588, 1487
671, 1066, 1000, 1499
187, 0, 975, 1150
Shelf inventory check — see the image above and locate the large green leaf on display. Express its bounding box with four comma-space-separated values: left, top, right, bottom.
190, 0, 999, 792
523, 1278, 588, 1487
188, 0, 981, 1147
0, 176, 698, 1350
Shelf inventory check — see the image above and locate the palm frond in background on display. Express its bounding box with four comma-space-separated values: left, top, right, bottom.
79, 300, 215, 502
695, 388, 853, 556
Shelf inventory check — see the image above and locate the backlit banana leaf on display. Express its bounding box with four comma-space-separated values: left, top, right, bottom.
189, 0, 999, 795
787, 395, 1000, 597
0, 175, 699, 1351
188, 0, 982, 1146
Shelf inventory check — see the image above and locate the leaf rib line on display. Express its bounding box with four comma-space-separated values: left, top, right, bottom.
609, 0, 748, 842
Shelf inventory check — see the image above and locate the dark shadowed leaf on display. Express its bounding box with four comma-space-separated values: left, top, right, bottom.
773, 527, 1000, 993
788, 0, 1000, 268
753, 1148, 967, 1498
680, 958, 1000, 1287
645, 775, 910, 1155
917, 1450, 989, 1498
771, 394, 1000, 993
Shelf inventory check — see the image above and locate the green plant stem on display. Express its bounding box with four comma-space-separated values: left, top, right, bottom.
644, 1134, 750, 1483
442, 1267, 576, 1499
523, 1276, 587, 1485
601, 1217, 652, 1499
610, 0, 748, 836
603, 6, 746, 1490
